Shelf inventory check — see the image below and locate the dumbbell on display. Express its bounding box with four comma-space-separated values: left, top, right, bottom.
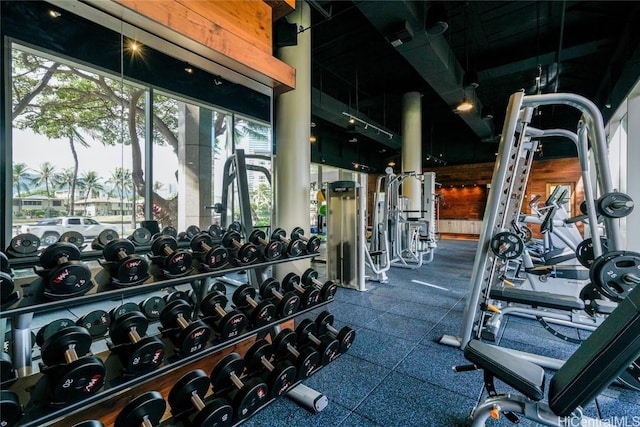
248, 229, 284, 261
272, 328, 320, 379
270, 228, 305, 257
221, 231, 258, 265
207, 224, 224, 241
168, 370, 233, 427
58, 231, 85, 248
159, 300, 211, 357
91, 229, 119, 250
37, 318, 76, 348
1, 251, 18, 306
296, 319, 340, 366
109, 311, 165, 374
210, 353, 269, 420
315, 311, 356, 353
164, 290, 190, 305
0, 390, 22, 426
114, 391, 166, 427
150, 235, 193, 277
216, 277, 276, 328
244, 339, 297, 398
139, 296, 166, 321
101, 239, 150, 286
301, 268, 338, 301
37, 242, 93, 296
40, 325, 106, 404
200, 290, 248, 340
76, 309, 111, 338
282, 273, 320, 308
291, 227, 321, 254
258, 278, 300, 318
128, 227, 152, 246
189, 232, 229, 271
5, 233, 40, 258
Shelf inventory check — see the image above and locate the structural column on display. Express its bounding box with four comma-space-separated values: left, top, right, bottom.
274, 0, 311, 277
626, 92, 640, 251
401, 92, 422, 219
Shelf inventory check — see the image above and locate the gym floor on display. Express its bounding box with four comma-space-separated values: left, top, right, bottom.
25, 239, 640, 426
245, 239, 640, 427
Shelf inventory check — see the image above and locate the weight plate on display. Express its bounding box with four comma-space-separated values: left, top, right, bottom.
490, 231, 524, 260
249, 229, 266, 244
236, 244, 259, 264
113, 254, 149, 285
228, 222, 242, 233
232, 284, 256, 308
36, 318, 76, 347
264, 240, 284, 260
278, 293, 300, 317
305, 236, 322, 254
96, 229, 119, 248
221, 231, 242, 249
575, 237, 609, 268
201, 293, 228, 319
290, 227, 306, 241
103, 239, 135, 262
211, 281, 227, 295
164, 290, 190, 304
217, 312, 247, 341
190, 232, 213, 252
244, 339, 273, 372
109, 311, 149, 345
210, 353, 244, 392
164, 250, 193, 276
114, 390, 166, 427
208, 224, 224, 240
151, 235, 178, 256
120, 337, 165, 374
161, 226, 177, 238
590, 250, 640, 302
40, 242, 82, 269
58, 231, 85, 248
47, 262, 93, 296
41, 326, 92, 367
597, 192, 634, 219
168, 369, 210, 413
287, 239, 305, 257
7, 234, 40, 256
185, 225, 201, 239
176, 321, 210, 356
282, 273, 301, 292
77, 310, 110, 338
0, 390, 22, 426
268, 360, 297, 398
140, 296, 166, 320
49, 356, 105, 403
301, 268, 319, 286
201, 246, 229, 270
110, 302, 140, 321
193, 397, 233, 427
233, 377, 268, 420
159, 300, 192, 329
249, 300, 276, 327
129, 228, 152, 246
270, 228, 286, 242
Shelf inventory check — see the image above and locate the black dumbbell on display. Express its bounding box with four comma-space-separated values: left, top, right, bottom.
290, 227, 321, 254
114, 390, 166, 427
37, 242, 93, 296
150, 235, 193, 277
0, 389, 22, 426
91, 229, 119, 250
200, 290, 248, 340
109, 311, 165, 374
58, 231, 85, 248
110, 302, 140, 322
221, 231, 258, 265
128, 227, 152, 246
168, 370, 233, 427
164, 290, 190, 305
40, 325, 106, 404
36, 318, 76, 347
5, 233, 40, 258
248, 229, 284, 261
282, 273, 320, 308
258, 278, 300, 318
210, 353, 269, 420
244, 339, 297, 398
189, 232, 229, 271
216, 277, 276, 328
1, 252, 17, 306
272, 328, 320, 379
102, 239, 150, 286
296, 319, 340, 366
139, 296, 166, 321
208, 224, 224, 241
270, 228, 305, 257
76, 309, 111, 338
315, 311, 356, 353
159, 300, 211, 357
301, 268, 338, 301
228, 222, 242, 233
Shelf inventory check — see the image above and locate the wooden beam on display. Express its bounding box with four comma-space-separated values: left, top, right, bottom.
265, 0, 296, 21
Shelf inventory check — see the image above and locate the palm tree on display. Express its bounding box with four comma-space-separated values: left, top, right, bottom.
78, 170, 104, 215
55, 167, 76, 214
106, 167, 132, 201
12, 162, 31, 211
32, 162, 56, 198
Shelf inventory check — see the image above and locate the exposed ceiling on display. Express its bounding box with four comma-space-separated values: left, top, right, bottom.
299, 1, 640, 168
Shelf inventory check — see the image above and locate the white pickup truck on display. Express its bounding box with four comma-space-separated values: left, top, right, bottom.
19, 217, 118, 245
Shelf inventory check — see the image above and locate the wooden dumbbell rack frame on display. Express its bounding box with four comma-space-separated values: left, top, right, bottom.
2, 251, 326, 426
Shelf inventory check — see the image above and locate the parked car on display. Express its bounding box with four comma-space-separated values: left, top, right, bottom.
19, 217, 118, 245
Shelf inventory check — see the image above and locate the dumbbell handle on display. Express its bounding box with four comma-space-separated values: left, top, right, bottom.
322, 322, 340, 336
286, 343, 300, 358
230, 372, 244, 389
230, 238, 242, 250
162, 245, 174, 256
611, 200, 634, 208
116, 248, 127, 261
64, 346, 79, 364
128, 328, 142, 344
305, 332, 321, 347
58, 255, 69, 264
199, 241, 213, 252
624, 273, 640, 285
141, 417, 154, 427
245, 295, 259, 310
176, 315, 189, 330
276, 235, 292, 244
260, 355, 275, 372
310, 276, 323, 287
270, 288, 285, 300
191, 390, 206, 412
255, 235, 270, 246
292, 282, 306, 294
214, 304, 228, 318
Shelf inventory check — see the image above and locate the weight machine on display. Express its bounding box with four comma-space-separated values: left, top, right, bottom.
440, 91, 635, 374
367, 168, 437, 276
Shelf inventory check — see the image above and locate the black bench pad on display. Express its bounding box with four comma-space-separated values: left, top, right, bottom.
490, 287, 585, 311
464, 340, 545, 401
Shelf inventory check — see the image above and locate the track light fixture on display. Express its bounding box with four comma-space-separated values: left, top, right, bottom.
341, 112, 393, 140
456, 96, 473, 112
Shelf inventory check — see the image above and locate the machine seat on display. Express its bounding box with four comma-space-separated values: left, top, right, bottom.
464, 340, 545, 401
490, 287, 585, 311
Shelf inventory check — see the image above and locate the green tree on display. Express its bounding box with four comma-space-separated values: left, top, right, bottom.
106, 167, 133, 201
78, 170, 104, 215
12, 162, 31, 211
249, 183, 272, 226
54, 167, 75, 213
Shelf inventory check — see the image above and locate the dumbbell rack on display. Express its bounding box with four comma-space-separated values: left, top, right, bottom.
2, 251, 328, 426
